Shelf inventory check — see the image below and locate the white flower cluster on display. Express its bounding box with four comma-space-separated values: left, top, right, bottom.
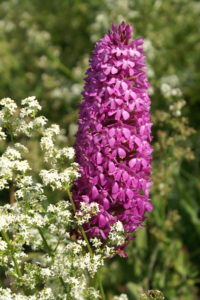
108, 221, 125, 246
161, 83, 182, 99
40, 165, 79, 191
75, 201, 99, 225
160, 76, 187, 117
0, 97, 128, 299
0, 287, 55, 300
113, 294, 129, 300
20, 96, 41, 118
40, 124, 75, 166
0, 146, 30, 190
0, 96, 47, 138
0, 97, 17, 117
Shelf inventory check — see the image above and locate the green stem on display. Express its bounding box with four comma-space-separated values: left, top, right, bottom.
46, 50, 79, 82
1, 230, 22, 277
97, 272, 106, 300
37, 227, 53, 256
66, 187, 93, 256
59, 277, 68, 294
37, 228, 67, 293
66, 187, 106, 299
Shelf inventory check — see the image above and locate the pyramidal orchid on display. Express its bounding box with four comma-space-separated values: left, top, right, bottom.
73, 22, 153, 245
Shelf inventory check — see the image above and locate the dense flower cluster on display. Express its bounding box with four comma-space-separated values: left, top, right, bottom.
74, 22, 153, 242
0, 97, 103, 299
0, 96, 133, 299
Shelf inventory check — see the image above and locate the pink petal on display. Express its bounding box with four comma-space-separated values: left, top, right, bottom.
146, 202, 153, 212
97, 152, 103, 165
122, 110, 130, 120
130, 90, 136, 99
124, 91, 130, 101
99, 173, 106, 186
126, 189, 134, 199
115, 98, 123, 105
91, 186, 99, 199
141, 159, 147, 168
96, 124, 102, 131
129, 158, 136, 168
103, 198, 110, 210
124, 201, 131, 209
111, 66, 118, 74
92, 176, 98, 185
134, 136, 141, 146
119, 189, 125, 201
122, 128, 131, 139
107, 87, 114, 95
108, 161, 116, 174
108, 77, 116, 84
115, 110, 121, 120
115, 61, 122, 67
112, 182, 119, 194
115, 169, 122, 181
111, 149, 117, 158
118, 147, 126, 158
81, 195, 89, 203
99, 214, 107, 228
110, 100, 116, 110
109, 137, 115, 147
109, 128, 115, 137
121, 81, 128, 90
128, 102, 135, 110
129, 68, 134, 76
122, 171, 129, 181
115, 80, 121, 90
104, 67, 111, 75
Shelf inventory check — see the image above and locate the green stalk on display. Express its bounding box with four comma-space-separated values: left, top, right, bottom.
66, 187, 106, 299
97, 272, 106, 300
1, 230, 22, 277
37, 227, 53, 256
66, 187, 93, 256
37, 228, 68, 294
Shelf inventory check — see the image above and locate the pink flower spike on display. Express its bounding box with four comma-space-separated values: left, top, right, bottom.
73, 22, 153, 249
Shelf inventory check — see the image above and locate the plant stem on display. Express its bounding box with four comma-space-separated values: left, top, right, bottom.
97, 272, 106, 300
37, 227, 53, 256
9, 181, 15, 204
66, 187, 93, 256
1, 230, 22, 277
37, 228, 68, 293
66, 187, 106, 299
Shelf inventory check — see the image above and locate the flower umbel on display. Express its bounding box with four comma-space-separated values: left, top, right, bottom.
74, 22, 153, 244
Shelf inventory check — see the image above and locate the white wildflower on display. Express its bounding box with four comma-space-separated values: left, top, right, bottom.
108, 221, 125, 246
0, 97, 17, 115
33, 116, 48, 128
40, 268, 52, 277
4, 147, 21, 160
91, 237, 102, 248
14, 143, 28, 152
40, 169, 62, 190
161, 83, 171, 97
20, 96, 41, 117
114, 294, 129, 300
0, 238, 7, 251
0, 127, 6, 140
75, 202, 99, 225
0, 96, 123, 300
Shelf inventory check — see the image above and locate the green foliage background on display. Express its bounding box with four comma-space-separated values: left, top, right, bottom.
0, 0, 199, 299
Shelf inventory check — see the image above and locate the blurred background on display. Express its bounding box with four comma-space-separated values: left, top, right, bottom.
0, 0, 199, 299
